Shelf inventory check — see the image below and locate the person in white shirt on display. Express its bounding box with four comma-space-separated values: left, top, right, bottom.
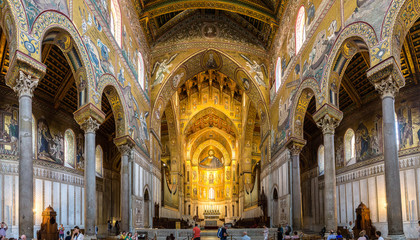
71, 226, 84, 240
242, 231, 251, 240
327, 230, 336, 240
263, 226, 269, 240
375, 231, 384, 240
347, 221, 354, 240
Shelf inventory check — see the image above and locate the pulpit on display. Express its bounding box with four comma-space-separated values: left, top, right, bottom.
353, 202, 376, 239
37, 206, 59, 240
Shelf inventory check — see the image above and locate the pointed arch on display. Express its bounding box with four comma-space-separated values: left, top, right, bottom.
295, 5, 306, 55
320, 22, 378, 107
344, 128, 356, 166
290, 78, 321, 138
151, 49, 269, 138
30, 11, 98, 106
97, 74, 129, 138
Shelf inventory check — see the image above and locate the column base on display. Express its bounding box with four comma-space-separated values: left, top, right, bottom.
386, 234, 406, 240
83, 235, 97, 240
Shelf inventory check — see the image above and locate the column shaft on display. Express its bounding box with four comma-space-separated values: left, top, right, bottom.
120, 151, 130, 231
382, 96, 404, 235
19, 95, 34, 237
323, 132, 337, 231
291, 153, 302, 230
85, 131, 96, 236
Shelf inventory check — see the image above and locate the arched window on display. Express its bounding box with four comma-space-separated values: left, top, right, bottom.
209, 188, 215, 200
110, 0, 122, 47
32, 115, 36, 157
295, 6, 306, 55
275, 57, 282, 92
138, 51, 145, 89
64, 129, 76, 168
344, 129, 356, 165
96, 145, 103, 177
318, 145, 325, 175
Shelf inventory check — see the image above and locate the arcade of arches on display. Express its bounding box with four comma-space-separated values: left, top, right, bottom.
0, 0, 420, 239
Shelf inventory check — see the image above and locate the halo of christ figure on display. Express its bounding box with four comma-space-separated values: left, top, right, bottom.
199, 149, 223, 169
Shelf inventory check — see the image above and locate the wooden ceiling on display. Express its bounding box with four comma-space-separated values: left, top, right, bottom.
133, 0, 288, 48
339, 17, 420, 113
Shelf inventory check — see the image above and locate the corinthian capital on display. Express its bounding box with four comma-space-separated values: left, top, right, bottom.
286, 137, 306, 156
13, 71, 38, 97
118, 144, 132, 156
366, 57, 404, 99
313, 104, 343, 135
80, 117, 100, 133
316, 114, 340, 135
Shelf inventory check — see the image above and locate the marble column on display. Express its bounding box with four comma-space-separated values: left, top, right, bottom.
367, 58, 405, 239
13, 71, 38, 238
80, 117, 100, 237
287, 138, 306, 230
118, 144, 132, 232
313, 105, 342, 232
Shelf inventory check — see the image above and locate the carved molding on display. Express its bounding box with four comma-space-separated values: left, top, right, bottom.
13, 71, 39, 98
118, 144, 132, 157
313, 104, 343, 135
286, 137, 306, 156
80, 117, 100, 133
366, 57, 405, 99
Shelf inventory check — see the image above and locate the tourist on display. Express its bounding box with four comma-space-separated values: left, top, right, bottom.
357, 231, 367, 240
242, 231, 250, 240
291, 231, 299, 239
120, 231, 127, 240
125, 232, 133, 240
71, 226, 84, 240
220, 225, 228, 240
20, 235, 26, 240
0, 222, 8, 238
115, 221, 120, 235
375, 231, 384, 240
336, 230, 343, 240
277, 225, 283, 240
65, 231, 72, 240
193, 224, 201, 240
108, 221, 112, 235
326, 230, 336, 240
59, 224, 65, 240
285, 224, 291, 236
283, 232, 291, 239
418, 221, 420, 239
166, 233, 175, 240
347, 221, 354, 240
263, 225, 269, 240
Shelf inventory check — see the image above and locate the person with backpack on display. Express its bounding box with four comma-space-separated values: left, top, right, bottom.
217, 225, 228, 240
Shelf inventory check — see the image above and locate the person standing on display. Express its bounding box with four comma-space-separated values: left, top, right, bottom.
193, 224, 201, 240
347, 221, 354, 240
263, 226, 269, 240
65, 231, 72, 240
71, 226, 84, 240
220, 225, 228, 240
375, 231, 384, 240
277, 225, 283, 240
108, 221, 112, 235
242, 231, 250, 240
0, 222, 8, 238
59, 224, 65, 240
20, 235, 26, 240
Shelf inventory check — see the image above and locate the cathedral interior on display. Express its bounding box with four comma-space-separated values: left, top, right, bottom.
0, 0, 420, 239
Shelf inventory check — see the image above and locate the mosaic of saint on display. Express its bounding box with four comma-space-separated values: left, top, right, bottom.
199, 149, 224, 169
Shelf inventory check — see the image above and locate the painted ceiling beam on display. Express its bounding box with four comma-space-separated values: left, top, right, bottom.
139, 0, 277, 24
404, 33, 419, 85
54, 70, 74, 109
341, 74, 362, 108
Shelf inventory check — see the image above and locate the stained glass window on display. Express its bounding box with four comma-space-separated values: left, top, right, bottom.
209, 188, 215, 200
138, 52, 144, 89
295, 6, 306, 55
110, 0, 121, 47
318, 145, 324, 175
275, 57, 282, 92
32, 115, 36, 157
344, 129, 356, 165
96, 145, 103, 176
64, 129, 75, 168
